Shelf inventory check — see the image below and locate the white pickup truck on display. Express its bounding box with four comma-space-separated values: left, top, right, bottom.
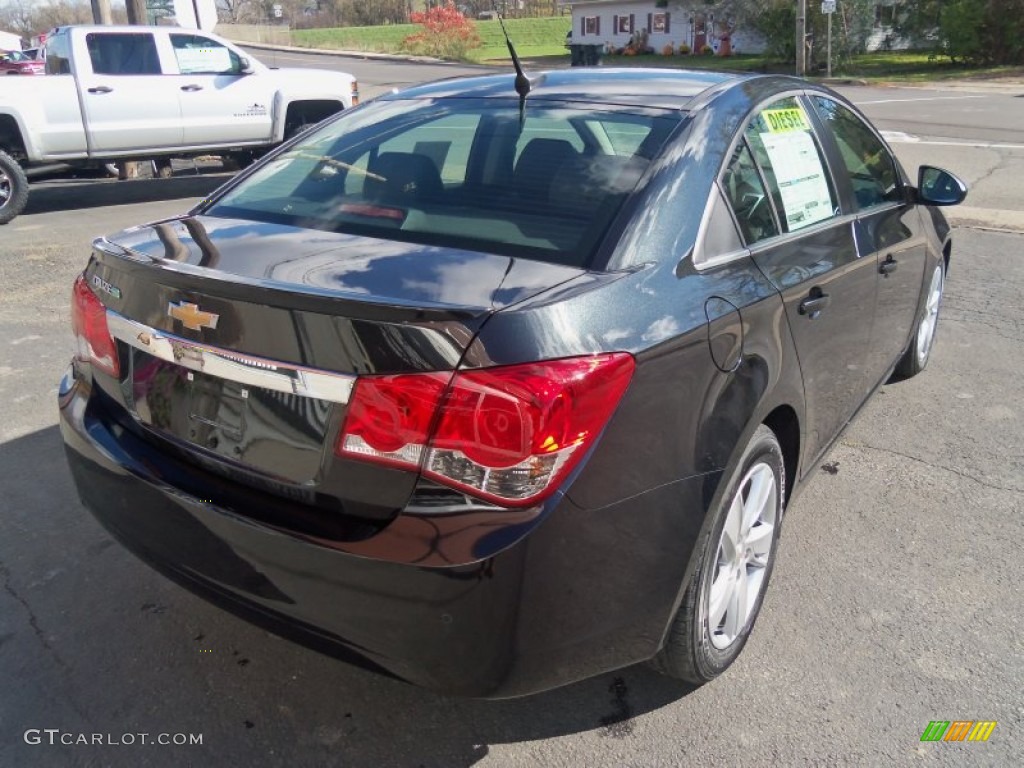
0, 24, 358, 224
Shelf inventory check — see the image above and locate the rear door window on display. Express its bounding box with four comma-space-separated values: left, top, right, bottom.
722, 141, 780, 245
742, 98, 838, 233
86, 33, 161, 75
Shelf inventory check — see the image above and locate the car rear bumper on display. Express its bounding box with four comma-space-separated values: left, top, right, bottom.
59, 366, 715, 697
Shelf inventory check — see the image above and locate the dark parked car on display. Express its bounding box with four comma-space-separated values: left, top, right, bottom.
59, 69, 966, 697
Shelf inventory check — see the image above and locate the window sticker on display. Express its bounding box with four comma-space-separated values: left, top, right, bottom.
175, 46, 232, 74
759, 129, 833, 230
762, 108, 811, 134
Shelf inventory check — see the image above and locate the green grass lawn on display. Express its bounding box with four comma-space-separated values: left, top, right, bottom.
828, 51, 1024, 82
292, 16, 571, 63
293, 21, 1023, 81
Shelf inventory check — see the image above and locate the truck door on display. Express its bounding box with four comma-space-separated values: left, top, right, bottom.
76, 31, 183, 152
167, 33, 274, 147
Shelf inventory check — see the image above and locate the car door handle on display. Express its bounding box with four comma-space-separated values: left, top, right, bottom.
798, 288, 831, 317
87, 86, 113, 94
879, 255, 898, 276
180, 84, 204, 92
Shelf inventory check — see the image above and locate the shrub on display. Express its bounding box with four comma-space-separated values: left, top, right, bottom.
701, 44, 713, 55
401, 1, 481, 61
662, 42, 675, 56
678, 43, 690, 54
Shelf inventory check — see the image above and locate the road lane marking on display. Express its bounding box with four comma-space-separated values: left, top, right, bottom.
858, 95, 988, 104
881, 131, 1024, 150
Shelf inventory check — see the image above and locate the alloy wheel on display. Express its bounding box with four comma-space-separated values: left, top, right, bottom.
916, 265, 944, 365
707, 462, 778, 650
0, 168, 10, 207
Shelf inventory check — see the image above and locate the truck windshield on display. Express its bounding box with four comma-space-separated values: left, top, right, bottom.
208, 98, 682, 267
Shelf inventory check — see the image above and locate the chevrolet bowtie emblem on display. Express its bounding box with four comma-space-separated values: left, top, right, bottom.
168, 301, 219, 331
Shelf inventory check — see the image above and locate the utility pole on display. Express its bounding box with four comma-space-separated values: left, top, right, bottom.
795, 0, 806, 77
120, 0, 149, 180
90, 0, 113, 24
125, 0, 148, 25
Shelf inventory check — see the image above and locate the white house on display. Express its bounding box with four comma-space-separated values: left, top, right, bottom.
565, 1, 767, 56
0, 29, 23, 52
565, 0, 910, 56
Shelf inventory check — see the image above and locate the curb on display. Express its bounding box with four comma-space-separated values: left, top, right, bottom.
228, 39, 457, 66
948, 206, 1024, 235
813, 77, 870, 86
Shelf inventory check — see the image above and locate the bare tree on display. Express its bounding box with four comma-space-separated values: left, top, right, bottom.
0, 0, 37, 38
217, 0, 257, 24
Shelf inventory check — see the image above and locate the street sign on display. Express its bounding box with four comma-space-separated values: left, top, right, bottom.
821, 1, 837, 13
273, 4, 283, 18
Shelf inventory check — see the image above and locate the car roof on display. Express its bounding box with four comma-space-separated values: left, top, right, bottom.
386, 68, 755, 110
50, 24, 214, 35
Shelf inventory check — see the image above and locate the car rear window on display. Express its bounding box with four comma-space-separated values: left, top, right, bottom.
208, 98, 682, 266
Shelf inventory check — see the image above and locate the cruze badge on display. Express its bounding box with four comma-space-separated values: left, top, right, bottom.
168, 301, 219, 331
91, 274, 121, 300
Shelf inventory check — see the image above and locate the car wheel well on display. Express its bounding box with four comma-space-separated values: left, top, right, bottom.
0, 114, 26, 159
762, 405, 799, 504
284, 100, 344, 138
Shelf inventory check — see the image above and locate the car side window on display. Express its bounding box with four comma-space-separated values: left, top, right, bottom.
44, 33, 71, 75
722, 141, 780, 245
86, 33, 161, 76
743, 98, 838, 234
811, 96, 901, 210
170, 34, 243, 75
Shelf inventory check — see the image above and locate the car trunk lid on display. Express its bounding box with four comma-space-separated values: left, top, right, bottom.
83, 214, 588, 522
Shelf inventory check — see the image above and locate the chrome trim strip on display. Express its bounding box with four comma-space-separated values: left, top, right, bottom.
106, 311, 355, 404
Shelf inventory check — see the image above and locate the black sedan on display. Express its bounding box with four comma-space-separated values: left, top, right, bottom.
59, 68, 966, 697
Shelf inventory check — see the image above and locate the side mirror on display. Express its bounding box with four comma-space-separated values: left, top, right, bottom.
238, 57, 254, 74
917, 166, 967, 206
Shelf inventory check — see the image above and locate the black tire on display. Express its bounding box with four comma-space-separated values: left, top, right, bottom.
653, 424, 785, 685
892, 260, 945, 381
0, 149, 29, 225
154, 159, 174, 179
221, 151, 257, 172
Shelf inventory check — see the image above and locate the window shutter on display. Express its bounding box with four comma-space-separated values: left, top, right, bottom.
596, 17, 601, 35
629, 14, 635, 33
665, 12, 671, 34
581, 17, 585, 36
647, 13, 653, 33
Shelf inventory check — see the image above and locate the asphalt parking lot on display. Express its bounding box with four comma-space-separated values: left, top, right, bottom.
1, 64, 1022, 767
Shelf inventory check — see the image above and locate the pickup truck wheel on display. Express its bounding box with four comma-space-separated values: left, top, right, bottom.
0, 150, 29, 225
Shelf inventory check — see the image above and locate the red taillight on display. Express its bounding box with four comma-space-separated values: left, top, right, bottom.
340, 373, 448, 467
337, 354, 635, 507
71, 274, 119, 377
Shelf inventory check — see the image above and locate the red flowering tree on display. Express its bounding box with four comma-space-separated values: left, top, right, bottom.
402, 1, 482, 60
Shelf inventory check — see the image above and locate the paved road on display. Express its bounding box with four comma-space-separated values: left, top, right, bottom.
1, 56, 1022, 766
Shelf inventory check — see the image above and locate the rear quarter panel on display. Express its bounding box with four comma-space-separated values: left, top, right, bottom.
0, 76, 86, 159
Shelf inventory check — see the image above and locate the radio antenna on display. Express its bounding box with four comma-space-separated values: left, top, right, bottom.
491, 1, 531, 122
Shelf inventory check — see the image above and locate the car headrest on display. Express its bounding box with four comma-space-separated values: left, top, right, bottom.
365, 152, 444, 203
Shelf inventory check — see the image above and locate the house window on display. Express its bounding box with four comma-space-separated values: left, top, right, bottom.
583, 16, 599, 35
652, 12, 669, 33
874, 4, 896, 27
615, 15, 634, 34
